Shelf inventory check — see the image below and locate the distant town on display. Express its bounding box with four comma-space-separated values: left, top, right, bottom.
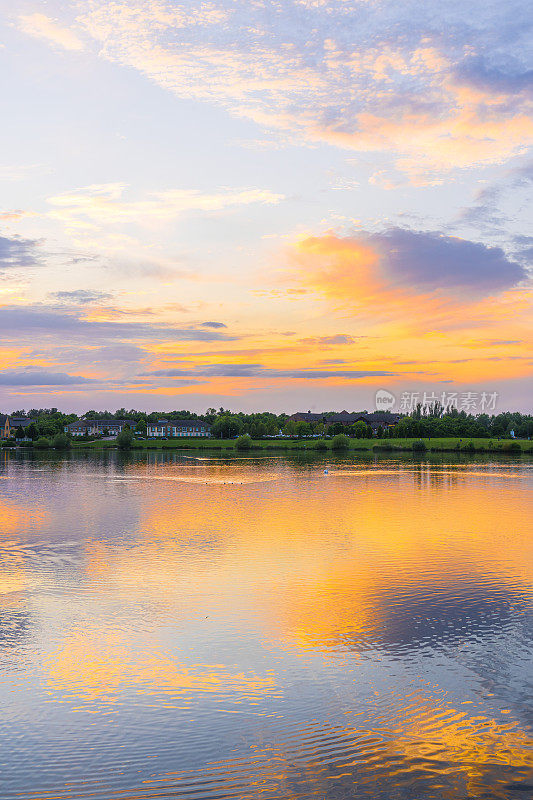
0, 406, 531, 444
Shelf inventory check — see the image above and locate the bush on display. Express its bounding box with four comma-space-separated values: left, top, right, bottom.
331, 434, 350, 451
502, 441, 521, 453
314, 439, 328, 451
235, 434, 252, 451
52, 432, 70, 449
34, 436, 51, 449
463, 441, 475, 453
412, 440, 427, 452
116, 428, 134, 449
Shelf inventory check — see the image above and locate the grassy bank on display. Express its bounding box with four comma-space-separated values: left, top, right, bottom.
68, 436, 533, 454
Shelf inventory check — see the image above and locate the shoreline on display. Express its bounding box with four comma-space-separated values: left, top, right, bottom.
57, 436, 533, 454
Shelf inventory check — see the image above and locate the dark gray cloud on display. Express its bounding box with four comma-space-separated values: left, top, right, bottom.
0, 370, 96, 386
0, 306, 235, 342
200, 321, 227, 328
368, 228, 527, 294
142, 364, 395, 380
0, 235, 40, 269
51, 289, 114, 304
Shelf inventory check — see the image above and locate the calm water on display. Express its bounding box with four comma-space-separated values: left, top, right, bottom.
0, 450, 532, 799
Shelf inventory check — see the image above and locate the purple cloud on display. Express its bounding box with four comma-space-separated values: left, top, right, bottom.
368, 228, 527, 295
0, 370, 96, 386
0, 235, 40, 269
0, 306, 235, 342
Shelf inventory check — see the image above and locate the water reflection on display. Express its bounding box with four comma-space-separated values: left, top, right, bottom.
0, 451, 531, 799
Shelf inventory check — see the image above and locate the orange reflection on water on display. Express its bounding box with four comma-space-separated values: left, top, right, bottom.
80, 468, 532, 651
1, 458, 532, 800
136, 691, 533, 800
45, 630, 278, 709
0, 497, 44, 597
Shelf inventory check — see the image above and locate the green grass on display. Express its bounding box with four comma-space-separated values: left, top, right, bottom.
70, 436, 533, 453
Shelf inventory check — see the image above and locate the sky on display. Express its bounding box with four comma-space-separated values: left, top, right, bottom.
0, 0, 531, 414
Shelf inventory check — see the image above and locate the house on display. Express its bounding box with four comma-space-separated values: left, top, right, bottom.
354, 412, 401, 433
0, 415, 11, 439
289, 410, 401, 434
0, 415, 37, 439
290, 411, 329, 425
64, 419, 133, 437
146, 419, 211, 438
289, 410, 363, 426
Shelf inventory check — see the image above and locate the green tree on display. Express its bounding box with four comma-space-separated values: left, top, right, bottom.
15, 426, 25, 439
116, 428, 134, 449
52, 432, 70, 449
34, 436, 51, 449
314, 439, 328, 451
135, 418, 147, 436
250, 421, 267, 438
235, 434, 252, 450
331, 433, 350, 451
351, 421, 368, 439
295, 420, 312, 438
26, 423, 39, 440
211, 414, 243, 438
282, 419, 297, 437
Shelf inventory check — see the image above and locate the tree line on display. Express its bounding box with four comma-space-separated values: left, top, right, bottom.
5, 405, 532, 442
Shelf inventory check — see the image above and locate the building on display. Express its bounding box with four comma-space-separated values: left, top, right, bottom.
0, 415, 37, 439
289, 410, 401, 434
146, 419, 211, 438
64, 419, 133, 437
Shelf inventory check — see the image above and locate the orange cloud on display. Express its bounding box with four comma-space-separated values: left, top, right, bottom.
75, 5, 533, 178
18, 13, 84, 51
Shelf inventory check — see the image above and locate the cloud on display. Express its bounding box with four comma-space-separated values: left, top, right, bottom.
0, 370, 95, 386
458, 161, 533, 232
88, 344, 149, 363
452, 56, 533, 96
18, 13, 84, 51
51, 290, 114, 304
300, 334, 357, 345
143, 364, 395, 380
0, 306, 235, 343
0, 235, 40, 269
0, 210, 27, 221
47, 183, 284, 230
76, 0, 533, 177
291, 229, 527, 315
200, 321, 227, 328
368, 229, 526, 294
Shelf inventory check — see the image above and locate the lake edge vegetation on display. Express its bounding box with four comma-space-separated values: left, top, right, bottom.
2, 405, 532, 453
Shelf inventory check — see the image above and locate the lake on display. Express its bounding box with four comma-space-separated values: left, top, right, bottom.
0, 449, 531, 799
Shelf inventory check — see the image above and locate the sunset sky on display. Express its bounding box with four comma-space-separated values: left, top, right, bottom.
0, 0, 531, 413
